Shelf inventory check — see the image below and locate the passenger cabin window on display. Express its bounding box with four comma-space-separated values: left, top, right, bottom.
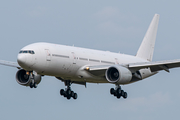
19, 50, 35, 54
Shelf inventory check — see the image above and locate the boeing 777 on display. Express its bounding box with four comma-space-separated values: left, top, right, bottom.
1, 14, 180, 100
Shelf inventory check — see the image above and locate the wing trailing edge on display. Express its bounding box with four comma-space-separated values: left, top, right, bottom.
128, 59, 180, 72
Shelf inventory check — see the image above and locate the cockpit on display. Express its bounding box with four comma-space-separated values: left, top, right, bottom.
19, 50, 35, 54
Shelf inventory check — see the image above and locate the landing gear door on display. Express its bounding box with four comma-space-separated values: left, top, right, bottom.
45, 49, 51, 61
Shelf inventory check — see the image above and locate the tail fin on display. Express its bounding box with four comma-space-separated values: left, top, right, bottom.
136, 14, 160, 61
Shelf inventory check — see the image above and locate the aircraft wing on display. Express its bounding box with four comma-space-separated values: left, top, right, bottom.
0, 60, 21, 69
85, 59, 180, 77
128, 59, 180, 72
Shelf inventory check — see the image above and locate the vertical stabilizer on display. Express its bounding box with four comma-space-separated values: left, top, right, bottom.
136, 14, 159, 61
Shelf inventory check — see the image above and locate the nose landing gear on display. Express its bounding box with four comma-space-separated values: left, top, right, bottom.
28, 72, 38, 88
30, 82, 37, 88
110, 85, 127, 99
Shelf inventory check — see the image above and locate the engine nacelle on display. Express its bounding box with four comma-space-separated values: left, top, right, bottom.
105, 65, 132, 84
16, 69, 41, 86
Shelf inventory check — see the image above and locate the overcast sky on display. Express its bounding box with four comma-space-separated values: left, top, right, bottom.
0, 1, 180, 120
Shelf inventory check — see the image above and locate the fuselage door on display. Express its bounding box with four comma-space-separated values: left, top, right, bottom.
45, 49, 51, 61
115, 58, 119, 64
71, 52, 76, 65
70, 52, 79, 73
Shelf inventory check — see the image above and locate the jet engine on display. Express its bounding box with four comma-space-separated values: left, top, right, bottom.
16, 69, 41, 87
105, 66, 132, 84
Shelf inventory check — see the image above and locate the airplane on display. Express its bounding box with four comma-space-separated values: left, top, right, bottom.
1, 14, 180, 100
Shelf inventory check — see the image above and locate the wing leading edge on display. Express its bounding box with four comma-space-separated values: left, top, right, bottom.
0, 60, 20, 69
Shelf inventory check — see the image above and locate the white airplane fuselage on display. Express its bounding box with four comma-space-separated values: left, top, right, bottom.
17, 42, 155, 84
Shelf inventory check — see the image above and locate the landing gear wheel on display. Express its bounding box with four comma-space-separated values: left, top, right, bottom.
123, 92, 127, 99
67, 95, 71, 100
29, 82, 37, 88
110, 85, 128, 99
34, 83, 37, 88
66, 89, 71, 95
60, 89, 76, 99
60, 89, 64, 95
30, 83, 34, 88
113, 92, 117, 96
110, 88, 115, 94
117, 94, 121, 99
73, 93, 77, 99
116, 88, 121, 95
71, 91, 74, 97
121, 90, 124, 96
63, 93, 67, 97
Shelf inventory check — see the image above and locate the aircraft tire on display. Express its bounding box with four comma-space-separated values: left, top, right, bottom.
117, 94, 121, 99
123, 92, 127, 99
71, 91, 74, 97
34, 83, 37, 88
66, 89, 71, 95
110, 88, 115, 94
60, 89, 64, 95
30, 82, 34, 88
63, 93, 67, 97
73, 93, 77, 99
67, 95, 71, 100
121, 90, 124, 96
113, 92, 117, 96
116, 88, 121, 95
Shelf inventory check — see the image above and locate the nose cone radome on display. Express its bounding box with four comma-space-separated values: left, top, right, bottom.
17, 54, 27, 68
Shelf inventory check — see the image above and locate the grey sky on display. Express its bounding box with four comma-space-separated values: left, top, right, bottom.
0, 1, 180, 120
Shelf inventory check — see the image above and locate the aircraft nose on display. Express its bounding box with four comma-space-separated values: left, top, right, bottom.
17, 54, 27, 67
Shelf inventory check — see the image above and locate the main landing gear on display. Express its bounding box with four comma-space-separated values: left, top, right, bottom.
60, 81, 77, 100
110, 85, 127, 99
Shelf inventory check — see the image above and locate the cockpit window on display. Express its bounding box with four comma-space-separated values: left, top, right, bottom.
19, 50, 35, 54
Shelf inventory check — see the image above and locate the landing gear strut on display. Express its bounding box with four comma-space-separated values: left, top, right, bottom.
60, 81, 77, 100
28, 72, 37, 88
110, 85, 127, 99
